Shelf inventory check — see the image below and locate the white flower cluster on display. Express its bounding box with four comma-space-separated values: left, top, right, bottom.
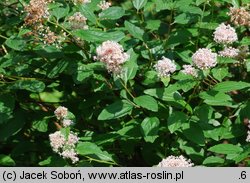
54, 106, 73, 127
50, 106, 78, 163
157, 155, 194, 167
228, 7, 250, 27
154, 57, 176, 77
219, 47, 239, 58
73, 0, 91, 5
98, 0, 111, 10
95, 40, 129, 74
49, 131, 79, 163
213, 23, 238, 45
54, 106, 68, 120
181, 65, 198, 77
246, 121, 250, 142
68, 12, 88, 30
192, 48, 217, 70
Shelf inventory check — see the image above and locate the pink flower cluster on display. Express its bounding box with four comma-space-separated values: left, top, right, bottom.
95, 40, 129, 74
54, 106, 68, 120
157, 155, 194, 167
68, 12, 88, 30
50, 106, 78, 163
181, 65, 198, 77
192, 48, 217, 70
246, 121, 250, 142
213, 23, 238, 44
154, 57, 176, 77
98, 0, 112, 10
49, 131, 79, 163
219, 47, 239, 58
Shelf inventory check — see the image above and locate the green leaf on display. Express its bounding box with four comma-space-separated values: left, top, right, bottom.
79, 4, 97, 24
9, 80, 45, 93
144, 86, 183, 102
167, 111, 187, 133
47, 59, 69, 78
217, 56, 237, 64
154, 0, 174, 11
183, 123, 205, 146
199, 90, 234, 107
124, 21, 144, 41
0, 110, 26, 141
211, 67, 228, 82
120, 49, 138, 84
73, 30, 125, 43
202, 156, 224, 165
51, 6, 69, 20
77, 142, 115, 163
0, 154, 15, 166
0, 94, 15, 113
213, 81, 250, 93
134, 95, 158, 112
196, 0, 207, 6
98, 100, 133, 120
145, 20, 161, 31
0, 94, 15, 124
132, 0, 148, 10
140, 117, 160, 143
32, 118, 49, 132
5, 37, 25, 51
208, 144, 243, 155
174, 13, 192, 24
194, 104, 213, 122
99, 7, 125, 20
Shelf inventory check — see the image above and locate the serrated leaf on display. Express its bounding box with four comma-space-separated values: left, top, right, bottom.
99, 7, 125, 20
5, 37, 25, 51
202, 156, 224, 165
79, 5, 97, 24
77, 142, 115, 163
208, 144, 243, 154
183, 123, 205, 146
32, 118, 49, 132
0, 154, 15, 166
140, 117, 160, 143
9, 80, 45, 93
73, 30, 125, 43
211, 67, 228, 82
167, 111, 187, 133
98, 100, 133, 120
120, 49, 138, 84
0, 110, 26, 141
213, 81, 250, 93
0, 94, 15, 124
51, 6, 69, 20
125, 21, 144, 41
134, 95, 158, 112
132, 0, 148, 10
199, 90, 234, 107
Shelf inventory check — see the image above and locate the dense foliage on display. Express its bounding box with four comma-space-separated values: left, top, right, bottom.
0, 0, 250, 167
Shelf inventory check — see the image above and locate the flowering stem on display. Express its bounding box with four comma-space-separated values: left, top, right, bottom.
208, 74, 218, 84
47, 20, 72, 37
119, 79, 135, 99
119, 79, 140, 108
0, 34, 8, 39
2, 45, 8, 54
